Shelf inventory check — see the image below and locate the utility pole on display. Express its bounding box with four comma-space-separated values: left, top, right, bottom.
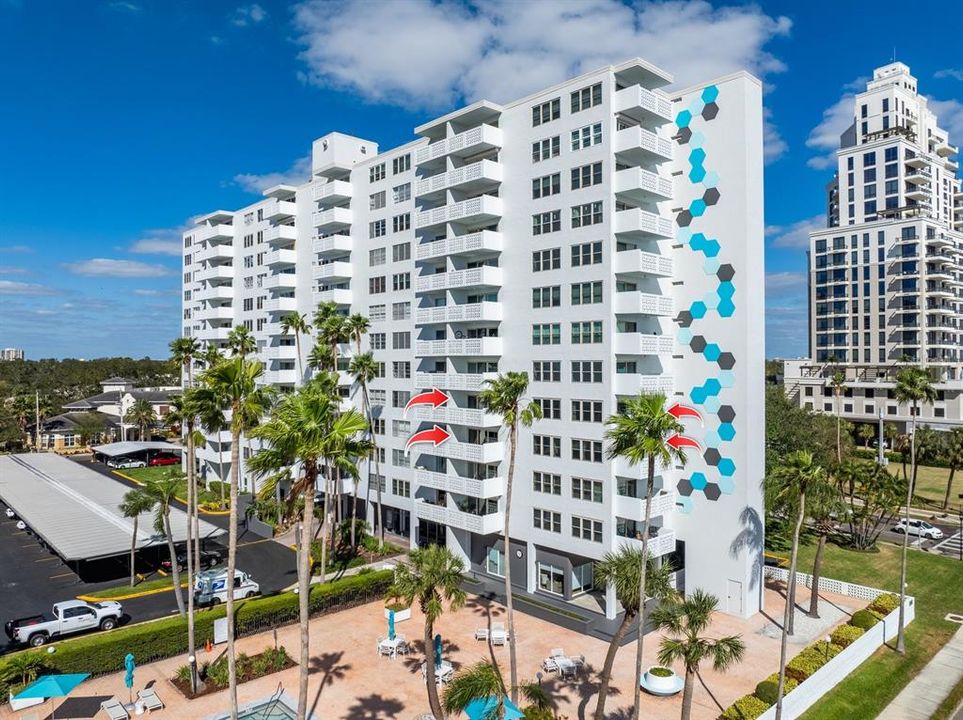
34, 390, 40, 452
877, 407, 885, 465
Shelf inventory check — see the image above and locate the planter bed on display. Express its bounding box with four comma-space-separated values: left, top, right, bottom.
170, 645, 295, 700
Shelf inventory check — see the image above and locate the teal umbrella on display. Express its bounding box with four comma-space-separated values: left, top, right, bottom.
387, 609, 396, 640
124, 653, 136, 703
15, 673, 89, 719
465, 696, 524, 720
434, 633, 442, 669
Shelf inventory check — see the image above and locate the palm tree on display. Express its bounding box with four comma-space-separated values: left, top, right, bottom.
306, 343, 329, 375
119, 489, 154, 587
478, 372, 542, 704
442, 661, 550, 719
202, 343, 224, 369
280, 312, 312, 380
858, 424, 875, 450
345, 313, 370, 355
651, 589, 746, 720
196, 390, 227, 502
312, 302, 347, 371
170, 336, 201, 387
142, 474, 187, 617
226, 325, 256, 357
197, 357, 274, 719
942, 427, 963, 509
10, 394, 33, 442
768, 450, 831, 720
249, 374, 368, 720
604, 393, 686, 720
124, 398, 156, 441
349, 351, 380, 547
830, 370, 847, 464
893, 366, 937, 654
803, 479, 843, 618
593, 550, 677, 720
388, 544, 467, 720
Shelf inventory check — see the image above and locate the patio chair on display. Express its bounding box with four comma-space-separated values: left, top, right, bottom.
138, 687, 164, 712
490, 629, 507, 646
101, 698, 130, 720
542, 656, 558, 672
550, 647, 565, 658
474, 627, 489, 641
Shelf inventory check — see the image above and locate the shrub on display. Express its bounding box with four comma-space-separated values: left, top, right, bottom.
786, 641, 842, 682
850, 609, 881, 630
832, 624, 866, 648
721, 693, 771, 719
869, 593, 900, 615
648, 666, 674, 678
754, 674, 798, 705
520, 707, 554, 720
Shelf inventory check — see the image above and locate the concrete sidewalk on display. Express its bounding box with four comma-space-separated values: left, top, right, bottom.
877, 626, 963, 720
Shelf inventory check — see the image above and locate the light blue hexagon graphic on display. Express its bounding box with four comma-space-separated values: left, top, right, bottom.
677, 227, 693, 244
703, 395, 722, 414
677, 327, 694, 345
719, 422, 736, 442
689, 98, 706, 116
677, 495, 694, 514
719, 370, 736, 388
703, 343, 721, 362
689, 130, 705, 150
703, 291, 720, 310
717, 475, 735, 494
689, 164, 707, 183
717, 458, 736, 477
702, 170, 720, 189
690, 198, 707, 217
690, 472, 708, 491
703, 429, 721, 448
703, 257, 721, 275
690, 301, 707, 319
702, 85, 719, 103
676, 110, 692, 128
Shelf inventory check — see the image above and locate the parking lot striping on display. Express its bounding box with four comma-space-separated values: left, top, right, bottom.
48, 572, 75, 580
34, 556, 58, 563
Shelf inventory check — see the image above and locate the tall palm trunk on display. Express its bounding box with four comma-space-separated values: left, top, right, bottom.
163, 506, 186, 617
318, 463, 330, 584
943, 464, 957, 510
593, 609, 633, 720
897, 406, 916, 654
632, 456, 655, 720
775, 491, 806, 720
296, 467, 316, 720
424, 618, 442, 719
352, 382, 371, 551
504, 419, 519, 704
294, 330, 303, 381
373, 430, 384, 546
681, 666, 696, 720
186, 424, 197, 688
808, 531, 827, 618
129, 516, 139, 587
226, 421, 241, 720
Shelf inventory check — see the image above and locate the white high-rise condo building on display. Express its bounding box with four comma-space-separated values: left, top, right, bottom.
0, 348, 25, 361
182, 58, 765, 622
785, 63, 963, 431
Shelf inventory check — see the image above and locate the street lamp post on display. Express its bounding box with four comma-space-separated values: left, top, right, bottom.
877, 407, 885, 465
188, 653, 197, 694
958, 493, 962, 562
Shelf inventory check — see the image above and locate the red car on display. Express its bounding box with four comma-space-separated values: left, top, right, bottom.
148, 455, 179, 467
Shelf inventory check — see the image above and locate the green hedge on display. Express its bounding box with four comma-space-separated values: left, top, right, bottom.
869, 592, 900, 615
720, 693, 771, 719
755, 673, 798, 705
831, 624, 866, 648
850, 609, 880, 630
0, 570, 393, 693
786, 641, 843, 682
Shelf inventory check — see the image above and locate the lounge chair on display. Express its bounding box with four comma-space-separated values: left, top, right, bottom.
101, 698, 130, 720
138, 687, 164, 712
474, 627, 489, 641
550, 647, 565, 657
542, 656, 558, 672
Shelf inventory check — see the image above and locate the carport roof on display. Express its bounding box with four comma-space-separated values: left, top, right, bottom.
92, 441, 183, 457
0, 453, 223, 561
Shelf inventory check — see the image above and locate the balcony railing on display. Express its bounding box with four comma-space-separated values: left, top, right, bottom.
264, 224, 297, 245
415, 195, 503, 230
614, 126, 673, 162
613, 292, 674, 316
613, 249, 673, 277
614, 167, 673, 199
413, 372, 496, 392
263, 296, 296, 313
264, 249, 297, 267
613, 333, 675, 355
415, 266, 502, 293
312, 261, 353, 280
614, 208, 674, 239
415, 124, 503, 165
413, 468, 505, 499
614, 85, 673, 123
311, 180, 352, 203
613, 374, 675, 396
195, 224, 234, 243
415, 301, 502, 324
312, 206, 352, 230
415, 230, 503, 261
415, 160, 503, 198
413, 405, 501, 427
312, 288, 352, 305
415, 337, 503, 357
312, 234, 352, 256
262, 199, 296, 221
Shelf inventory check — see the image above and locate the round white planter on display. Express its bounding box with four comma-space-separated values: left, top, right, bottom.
642, 667, 683, 695
385, 607, 411, 623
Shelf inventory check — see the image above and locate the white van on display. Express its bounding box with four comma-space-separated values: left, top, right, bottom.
193, 569, 259, 606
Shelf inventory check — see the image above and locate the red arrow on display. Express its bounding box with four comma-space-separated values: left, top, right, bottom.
667, 403, 703, 424
404, 388, 451, 416
667, 434, 701, 451
405, 425, 451, 455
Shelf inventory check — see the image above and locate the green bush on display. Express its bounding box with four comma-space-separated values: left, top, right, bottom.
786, 641, 842, 682
850, 608, 881, 630
721, 693, 771, 719
831, 624, 866, 648
520, 707, 554, 720
754, 674, 798, 704
869, 593, 900, 615
648, 666, 674, 678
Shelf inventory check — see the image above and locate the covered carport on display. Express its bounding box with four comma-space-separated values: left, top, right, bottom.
91, 440, 183, 465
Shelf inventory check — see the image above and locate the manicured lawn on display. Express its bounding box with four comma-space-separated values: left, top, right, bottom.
84, 575, 187, 599
910, 464, 963, 509
118, 466, 230, 510
789, 541, 963, 719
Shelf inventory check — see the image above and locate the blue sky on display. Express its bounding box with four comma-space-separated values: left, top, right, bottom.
2, 0, 962, 360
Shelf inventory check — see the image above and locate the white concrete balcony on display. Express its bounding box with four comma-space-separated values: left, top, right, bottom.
614, 126, 673, 163
195, 243, 234, 262
263, 345, 297, 361
415, 124, 503, 165
313, 261, 353, 281
262, 199, 296, 221
415, 195, 503, 230
415, 301, 502, 324
415, 160, 503, 198
262, 272, 297, 290
415, 266, 502, 293
194, 305, 234, 322
197, 265, 234, 282
415, 337, 503, 357
906, 154, 928, 169
613, 456, 672, 477
614, 85, 673, 123
613, 249, 673, 277
413, 499, 448, 525
312, 234, 352, 257
614, 209, 674, 239
312, 288, 352, 305
415, 230, 503, 261
312, 206, 352, 231
194, 285, 234, 302
614, 333, 674, 355
195, 224, 235, 243
413, 468, 505, 499
264, 249, 297, 267
613, 374, 675, 396
613, 489, 677, 522
905, 168, 931, 185
421, 439, 505, 464
414, 405, 501, 428
265, 224, 297, 245
614, 167, 673, 200
617, 528, 677, 558
311, 180, 353, 204
266, 368, 298, 385
935, 140, 958, 157
196, 326, 232, 342
414, 372, 496, 392
263, 296, 296, 313
613, 292, 674, 316
446, 506, 504, 535
907, 185, 932, 201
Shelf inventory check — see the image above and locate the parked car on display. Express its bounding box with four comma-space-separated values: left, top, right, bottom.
5, 600, 123, 647
148, 454, 179, 467
893, 518, 944, 539
161, 549, 222, 572
194, 569, 259, 606
107, 457, 146, 469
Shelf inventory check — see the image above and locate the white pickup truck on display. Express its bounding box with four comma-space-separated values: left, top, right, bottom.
4, 600, 123, 647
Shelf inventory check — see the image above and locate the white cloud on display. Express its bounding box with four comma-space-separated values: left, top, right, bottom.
927, 98, 963, 141
129, 227, 186, 256
234, 154, 312, 194
763, 107, 787, 164
766, 214, 824, 249
765, 271, 805, 297
0, 244, 32, 253
230, 3, 266, 26
133, 288, 173, 296
935, 68, 963, 81
0, 280, 56, 296
210, 35, 225, 45
64, 258, 173, 278
292, 0, 791, 110
108, 1, 141, 12
0, 266, 27, 275
805, 76, 871, 169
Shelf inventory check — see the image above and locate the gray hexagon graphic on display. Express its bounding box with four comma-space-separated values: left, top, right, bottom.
702, 102, 719, 120
676, 210, 693, 227
677, 127, 692, 145
703, 188, 721, 206
690, 335, 707, 353
716, 264, 736, 282
677, 478, 693, 496
704, 447, 722, 466
718, 405, 736, 423
704, 483, 722, 501
717, 352, 736, 370
676, 310, 693, 328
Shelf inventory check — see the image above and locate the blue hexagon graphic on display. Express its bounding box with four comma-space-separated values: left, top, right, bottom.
688, 232, 706, 251
690, 199, 707, 217
717, 458, 736, 477
703, 429, 721, 448
719, 370, 736, 388
717, 475, 735, 494
718, 299, 736, 317
703, 395, 722, 413
704, 239, 720, 257
703, 257, 721, 275
690, 386, 707, 405
704, 378, 722, 396
718, 281, 735, 299
690, 301, 707, 319
702, 85, 719, 103
703, 343, 721, 362
702, 170, 720, 188
676, 110, 692, 128
689, 148, 706, 165
677, 327, 693, 345
719, 422, 736, 441
689, 164, 707, 183
690, 472, 708, 491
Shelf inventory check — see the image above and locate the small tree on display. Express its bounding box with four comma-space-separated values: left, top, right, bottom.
442, 661, 549, 720
226, 326, 256, 357
144, 475, 187, 617
280, 312, 312, 380
858, 424, 875, 449
119, 489, 154, 587
943, 427, 963, 509
124, 398, 156, 441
